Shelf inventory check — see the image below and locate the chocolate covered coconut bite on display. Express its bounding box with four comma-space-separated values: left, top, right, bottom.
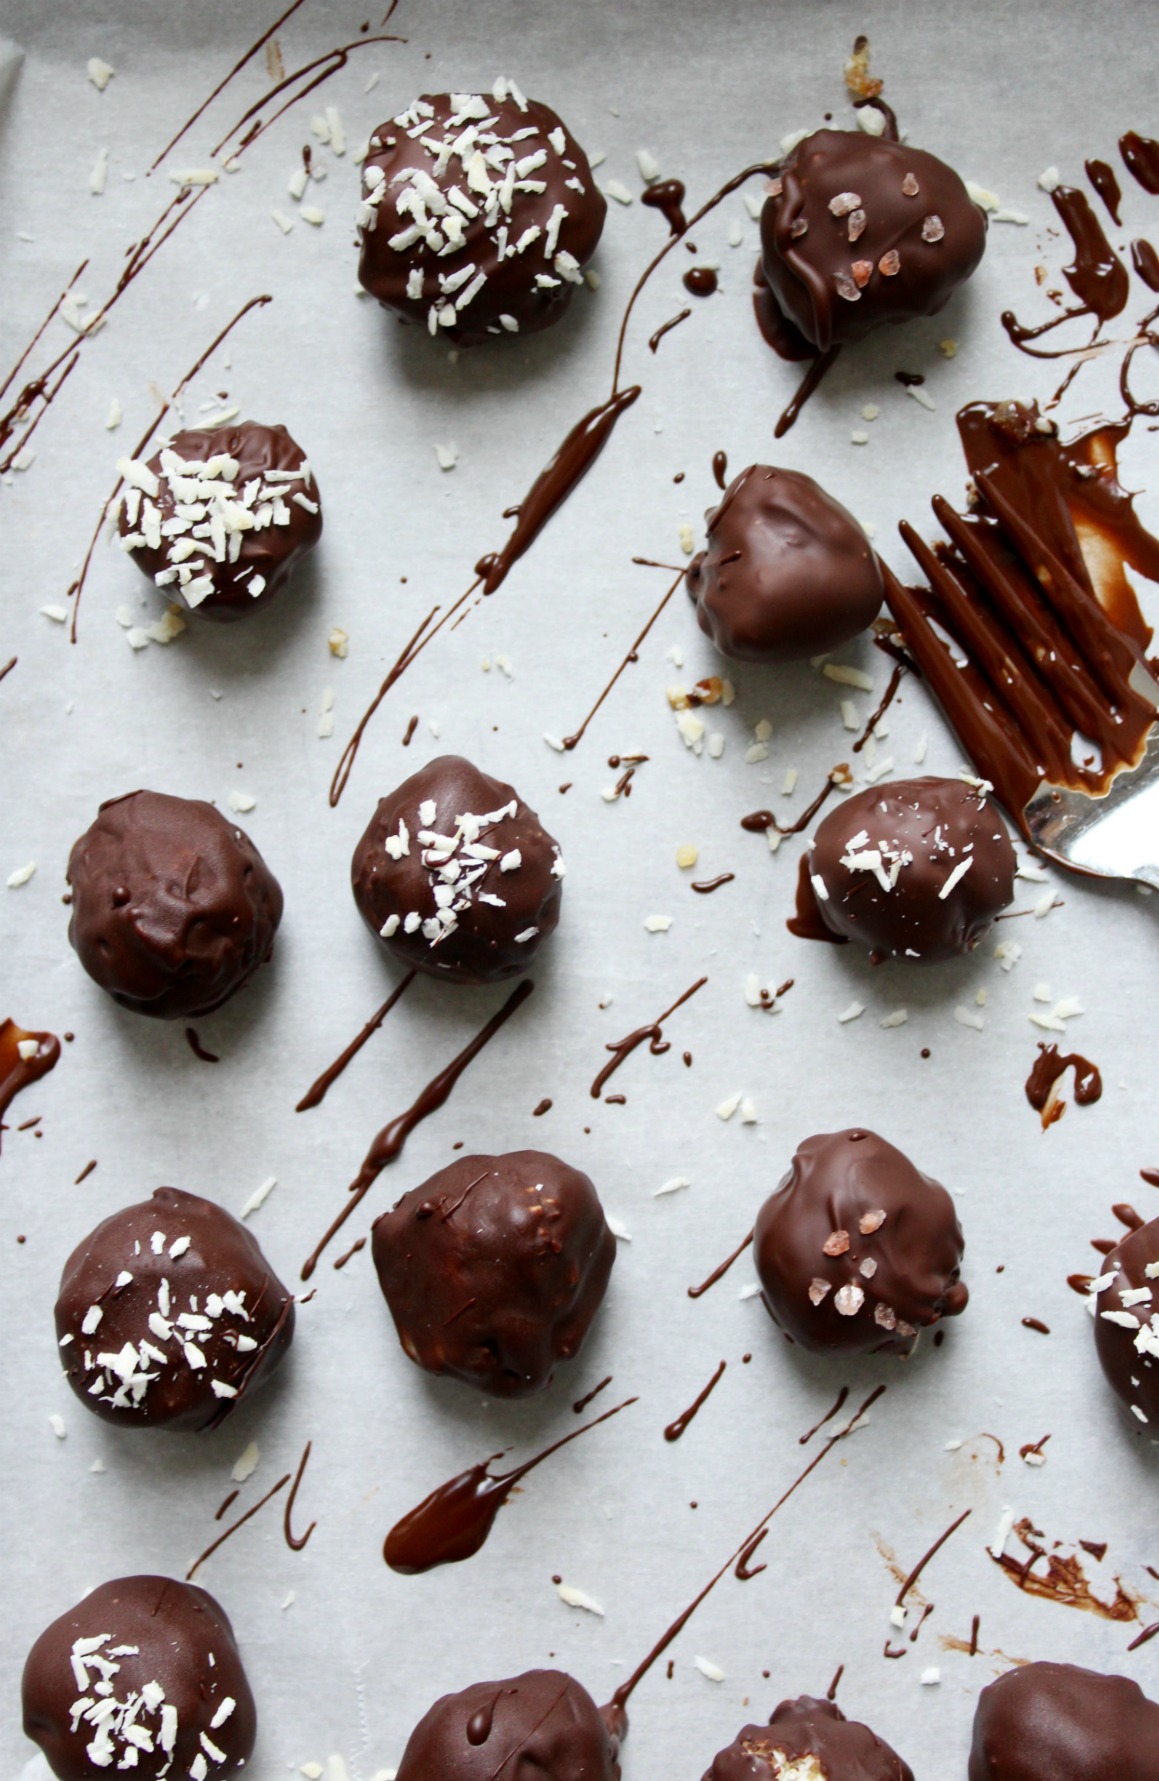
1092, 1213, 1159, 1430
357, 81, 606, 344
116, 421, 321, 621
67, 791, 283, 1020
394, 1670, 620, 1781
22, 1575, 257, 1781
754, 1129, 968, 1356
704, 1696, 912, 1781
686, 464, 882, 662
796, 776, 1016, 962
373, 1150, 615, 1397
968, 1661, 1159, 1780
55, 1187, 295, 1431
351, 756, 564, 985
758, 128, 987, 352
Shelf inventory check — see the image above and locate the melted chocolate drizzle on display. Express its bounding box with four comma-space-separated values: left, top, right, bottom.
798, 1384, 850, 1446
283, 1440, 316, 1551
894, 1509, 972, 1609
296, 971, 416, 1111
383, 1397, 636, 1573
1121, 131, 1159, 194
0, 1019, 61, 1150
989, 1517, 1139, 1621
590, 976, 706, 1099
648, 309, 691, 353
1025, 1042, 1103, 1126
687, 1228, 753, 1299
1085, 158, 1123, 225
640, 180, 688, 235
184, 1028, 220, 1064
561, 566, 686, 750
663, 1360, 726, 1441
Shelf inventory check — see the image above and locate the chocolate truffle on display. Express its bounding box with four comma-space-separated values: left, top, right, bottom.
394, 1670, 620, 1781
351, 756, 564, 985
704, 1696, 912, 1781
55, 1187, 295, 1431
758, 128, 987, 352
968, 1661, 1159, 1780
22, 1574, 256, 1781
357, 83, 605, 344
686, 464, 883, 662
754, 1129, 968, 1356
799, 776, 1016, 963
1093, 1213, 1159, 1430
372, 1150, 615, 1397
67, 791, 283, 1019
117, 421, 321, 621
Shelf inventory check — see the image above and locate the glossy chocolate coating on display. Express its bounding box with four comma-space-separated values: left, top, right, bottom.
754, 1129, 968, 1356
357, 87, 605, 345
55, 1187, 295, 1431
395, 1669, 620, 1781
1093, 1214, 1159, 1430
760, 129, 987, 351
968, 1661, 1159, 1780
22, 1575, 256, 1781
372, 1150, 615, 1397
804, 776, 1016, 963
117, 421, 321, 621
686, 464, 883, 662
67, 791, 283, 1019
704, 1697, 913, 1781
351, 756, 564, 985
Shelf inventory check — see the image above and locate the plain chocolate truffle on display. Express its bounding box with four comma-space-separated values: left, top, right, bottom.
55, 1187, 295, 1431
351, 756, 564, 985
394, 1670, 620, 1781
798, 776, 1016, 962
116, 421, 321, 621
758, 128, 987, 352
754, 1129, 968, 1356
22, 1575, 256, 1781
372, 1150, 615, 1397
1093, 1213, 1159, 1430
686, 464, 883, 662
357, 85, 605, 344
67, 791, 283, 1019
704, 1696, 912, 1781
968, 1661, 1159, 1780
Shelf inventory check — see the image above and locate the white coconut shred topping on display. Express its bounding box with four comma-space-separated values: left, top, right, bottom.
117, 445, 313, 608
356, 82, 595, 336
64, 1632, 188, 1776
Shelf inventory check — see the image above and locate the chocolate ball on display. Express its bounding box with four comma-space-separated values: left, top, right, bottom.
686, 464, 883, 662
758, 128, 987, 352
1093, 1214, 1159, 1430
704, 1697, 912, 1781
357, 84, 606, 345
372, 1150, 615, 1397
116, 421, 321, 621
801, 776, 1016, 963
22, 1575, 256, 1781
351, 756, 564, 985
395, 1670, 620, 1781
67, 791, 283, 1019
754, 1129, 968, 1356
54, 1187, 295, 1431
968, 1661, 1159, 1780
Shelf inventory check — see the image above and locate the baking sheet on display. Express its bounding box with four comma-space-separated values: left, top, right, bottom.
3, 2, 1159, 1776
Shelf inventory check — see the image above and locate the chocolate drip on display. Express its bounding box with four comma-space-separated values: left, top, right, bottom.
1141, 1166, 1159, 1187
187, 1472, 291, 1580
301, 980, 533, 1279
383, 1397, 636, 1573
1054, 186, 1129, 321
788, 851, 848, 943
712, 449, 728, 489
283, 1441, 316, 1551
641, 180, 687, 235
798, 1384, 850, 1446
895, 1509, 971, 1609
562, 566, 685, 750
0, 1019, 60, 1148
590, 976, 706, 1099
775, 346, 841, 439
1132, 238, 1159, 292
296, 972, 415, 1111
734, 1528, 768, 1581
648, 309, 690, 352
184, 1028, 219, 1064
683, 266, 718, 297
1113, 1201, 1144, 1229
687, 1228, 753, 1299
1022, 1316, 1051, 1334
1025, 1043, 1103, 1126
1085, 158, 1123, 225
988, 1517, 1138, 1621
573, 1375, 612, 1414
663, 1360, 726, 1441
1121, 131, 1159, 193
690, 873, 734, 894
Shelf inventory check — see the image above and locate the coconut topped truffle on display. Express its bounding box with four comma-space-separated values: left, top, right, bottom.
1092, 1213, 1159, 1431
116, 422, 321, 621
754, 1130, 968, 1356
55, 1187, 295, 1431
372, 1150, 615, 1397
968, 1661, 1159, 1781
796, 776, 1016, 963
686, 464, 883, 662
351, 756, 565, 985
704, 1696, 913, 1781
67, 791, 283, 1019
394, 1670, 620, 1781
758, 128, 987, 352
357, 81, 606, 344
22, 1575, 256, 1781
